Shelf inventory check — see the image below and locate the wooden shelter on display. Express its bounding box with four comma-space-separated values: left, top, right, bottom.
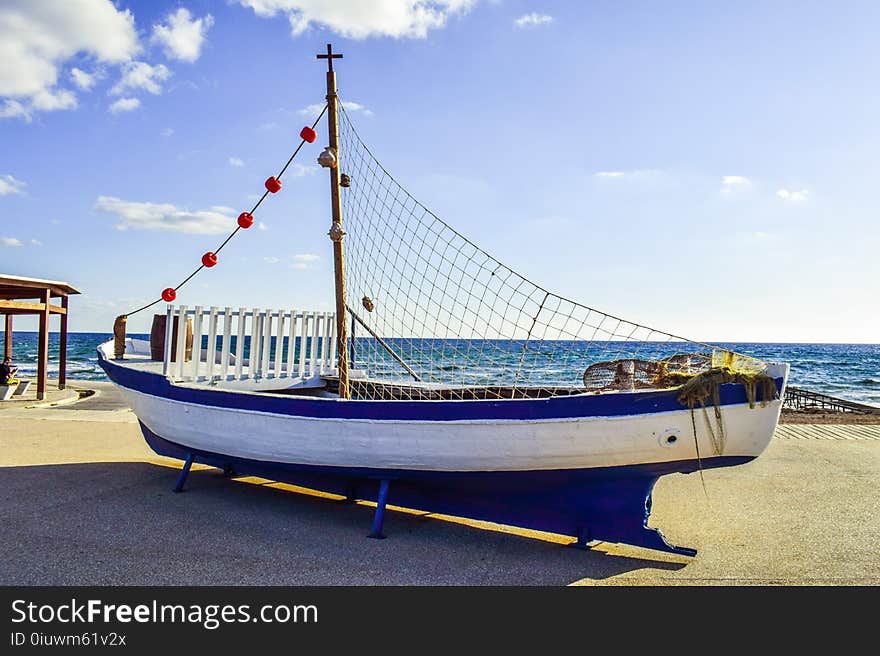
0, 274, 80, 400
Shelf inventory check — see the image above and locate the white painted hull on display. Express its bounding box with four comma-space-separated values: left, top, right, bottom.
117, 378, 782, 473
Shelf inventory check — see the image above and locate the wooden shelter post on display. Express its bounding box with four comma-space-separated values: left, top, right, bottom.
59, 295, 69, 390
3, 314, 11, 361
37, 288, 50, 400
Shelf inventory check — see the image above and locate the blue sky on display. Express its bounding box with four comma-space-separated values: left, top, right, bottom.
1, 0, 878, 342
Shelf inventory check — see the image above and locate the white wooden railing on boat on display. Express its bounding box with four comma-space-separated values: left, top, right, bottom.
163, 305, 337, 386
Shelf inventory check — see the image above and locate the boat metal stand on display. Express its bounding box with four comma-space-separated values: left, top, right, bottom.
173, 453, 194, 493
367, 479, 391, 539
341, 484, 358, 504
570, 528, 593, 551
222, 462, 236, 478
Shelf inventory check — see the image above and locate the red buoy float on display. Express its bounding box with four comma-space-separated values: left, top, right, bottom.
202, 251, 218, 268
300, 126, 317, 143
265, 176, 282, 193
161, 287, 177, 302
237, 211, 254, 229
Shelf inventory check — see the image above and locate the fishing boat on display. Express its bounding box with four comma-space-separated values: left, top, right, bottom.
98, 45, 788, 556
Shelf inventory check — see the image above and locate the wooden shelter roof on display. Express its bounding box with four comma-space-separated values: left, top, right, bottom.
0, 274, 81, 298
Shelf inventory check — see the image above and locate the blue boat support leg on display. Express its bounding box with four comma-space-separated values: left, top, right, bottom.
367, 479, 391, 539
173, 453, 194, 493
570, 527, 593, 550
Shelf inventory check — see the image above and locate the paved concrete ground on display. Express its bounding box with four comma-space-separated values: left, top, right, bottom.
1, 393, 878, 585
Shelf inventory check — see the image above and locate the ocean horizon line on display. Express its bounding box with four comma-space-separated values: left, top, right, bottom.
1, 330, 879, 347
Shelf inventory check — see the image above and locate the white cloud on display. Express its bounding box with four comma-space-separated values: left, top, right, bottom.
721, 175, 751, 194
340, 101, 373, 116
0, 100, 29, 120
30, 238, 42, 246
777, 188, 809, 202
31, 88, 77, 111
70, 67, 100, 90
111, 61, 171, 95
594, 169, 663, 182
289, 254, 321, 270
298, 103, 325, 118
0, 0, 140, 120
0, 175, 27, 196
229, 156, 244, 167
238, 0, 476, 39
514, 13, 553, 28
160, 127, 174, 137
263, 256, 281, 264
94, 196, 235, 234
299, 100, 372, 117
287, 163, 320, 177
258, 222, 269, 231
1, 237, 23, 247
109, 97, 140, 113
722, 175, 750, 187
151, 8, 214, 63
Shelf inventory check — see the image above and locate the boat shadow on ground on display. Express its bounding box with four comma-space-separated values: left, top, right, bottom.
0, 461, 688, 585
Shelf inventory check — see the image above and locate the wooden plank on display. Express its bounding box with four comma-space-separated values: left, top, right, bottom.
0, 300, 65, 314
315, 312, 325, 374
286, 309, 297, 377
0, 300, 45, 312
309, 311, 319, 376
273, 308, 285, 378
190, 306, 203, 382
261, 308, 273, 377
205, 306, 218, 382
247, 308, 258, 378
234, 307, 246, 380
324, 312, 334, 372
162, 305, 173, 377
298, 312, 307, 378
175, 305, 188, 381
250, 307, 262, 379
220, 306, 232, 380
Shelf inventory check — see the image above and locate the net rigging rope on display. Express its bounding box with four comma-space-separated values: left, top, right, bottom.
335, 101, 767, 401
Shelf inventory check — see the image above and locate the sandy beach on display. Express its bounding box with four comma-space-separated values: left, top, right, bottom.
0, 381, 877, 586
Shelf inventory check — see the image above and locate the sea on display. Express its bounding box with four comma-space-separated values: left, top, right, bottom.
2, 332, 879, 407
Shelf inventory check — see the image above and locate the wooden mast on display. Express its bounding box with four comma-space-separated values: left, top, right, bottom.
317, 43, 350, 400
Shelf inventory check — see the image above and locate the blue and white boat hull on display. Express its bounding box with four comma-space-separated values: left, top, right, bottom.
98, 340, 787, 555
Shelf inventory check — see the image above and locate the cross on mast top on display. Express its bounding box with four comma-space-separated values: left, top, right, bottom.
317, 43, 343, 73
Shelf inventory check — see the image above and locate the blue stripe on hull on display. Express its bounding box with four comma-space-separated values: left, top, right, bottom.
99, 354, 783, 422
139, 422, 752, 556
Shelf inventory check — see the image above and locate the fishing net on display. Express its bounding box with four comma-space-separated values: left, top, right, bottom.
336, 102, 767, 401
